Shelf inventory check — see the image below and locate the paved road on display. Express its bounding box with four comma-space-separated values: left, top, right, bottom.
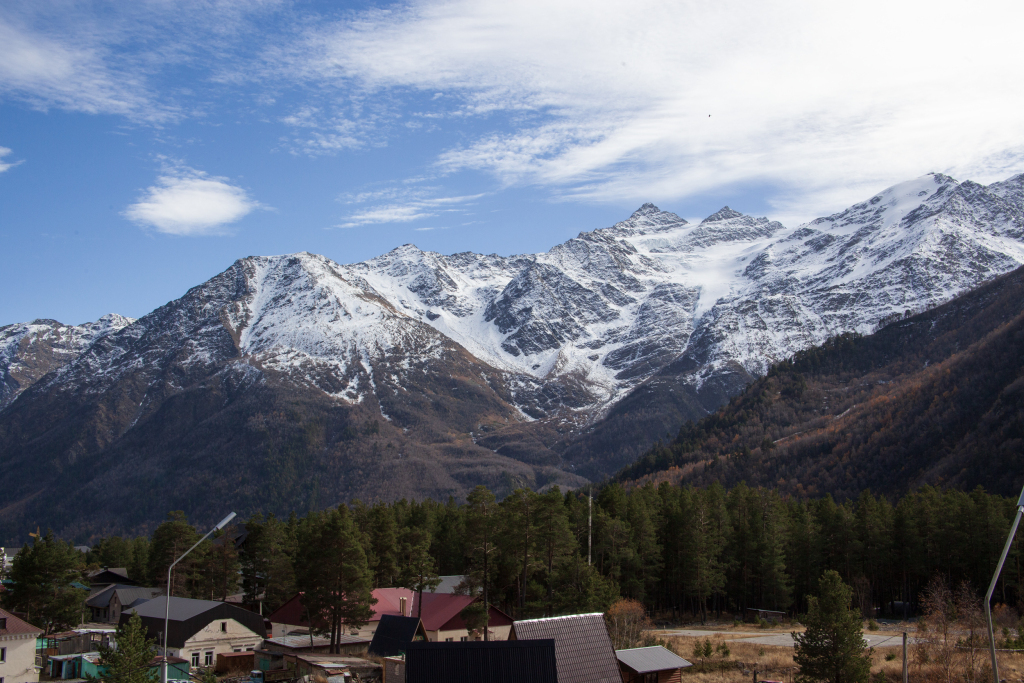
658, 629, 914, 648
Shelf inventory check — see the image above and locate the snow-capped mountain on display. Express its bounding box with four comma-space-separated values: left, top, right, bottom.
0, 314, 133, 410
1, 171, 1023, 538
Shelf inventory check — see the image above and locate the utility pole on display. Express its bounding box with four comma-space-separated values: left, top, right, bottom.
985, 484, 1024, 683
902, 632, 908, 683
588, 487, 592, 566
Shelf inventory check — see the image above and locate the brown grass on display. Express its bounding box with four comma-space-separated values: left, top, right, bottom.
659, 630, 1024, 683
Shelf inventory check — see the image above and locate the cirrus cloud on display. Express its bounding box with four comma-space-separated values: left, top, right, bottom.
0, 146, 22, 173
124, 165, 261, 236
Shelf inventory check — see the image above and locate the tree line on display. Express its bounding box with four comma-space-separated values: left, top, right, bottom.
5, 482, 1024, 640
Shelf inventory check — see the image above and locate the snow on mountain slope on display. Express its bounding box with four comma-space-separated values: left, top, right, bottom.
5, 172, 1024, 441
0, 314, 134, 410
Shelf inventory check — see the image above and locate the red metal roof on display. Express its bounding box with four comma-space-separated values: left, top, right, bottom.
0, 607, 43, 636
269, 591, 511, 633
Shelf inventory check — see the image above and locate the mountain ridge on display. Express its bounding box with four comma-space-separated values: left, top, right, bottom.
2, 171, 1024, 539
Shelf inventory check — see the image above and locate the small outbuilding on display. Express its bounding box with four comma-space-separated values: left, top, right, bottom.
616, 646, 693, 683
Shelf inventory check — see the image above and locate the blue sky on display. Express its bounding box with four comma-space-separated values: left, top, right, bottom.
2, 0, 1023, 327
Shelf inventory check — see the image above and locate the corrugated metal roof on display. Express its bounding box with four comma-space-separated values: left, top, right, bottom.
265, 635, 333, 649
428, 576, 467, 594
122, 597, 266, 648
616, 646, 693, 673
0, 607, 43, 636
406, 640, 557, 683
511, 613, 620, 683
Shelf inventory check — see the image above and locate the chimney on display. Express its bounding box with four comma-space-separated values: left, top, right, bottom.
399, 596, 408, 617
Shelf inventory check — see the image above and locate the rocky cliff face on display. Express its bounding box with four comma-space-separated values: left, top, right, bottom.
0, 314, 133, 411
2, 172, 1023, 538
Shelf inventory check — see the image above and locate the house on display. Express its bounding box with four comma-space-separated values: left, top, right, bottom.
269, 590, 512, 642
510, 613, 622, 683
0, 607, 43, 683
428, 576, 468, 595
86, 568, 138, 588
405, 640, 557, 683
616, 646, 693, 683
367, 615, 427, 657
122, 596, 266, 670
85, 585, 162, 623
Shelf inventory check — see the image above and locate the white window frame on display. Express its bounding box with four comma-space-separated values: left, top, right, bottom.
0, 646, 6, 662
191, 652, 200, 667
204, 651, 214, 667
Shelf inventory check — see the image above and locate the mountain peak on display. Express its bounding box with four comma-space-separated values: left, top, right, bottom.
701, 206, 746, 224
630, 203, 662, 218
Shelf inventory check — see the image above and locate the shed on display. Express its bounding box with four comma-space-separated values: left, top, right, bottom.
510, 613, 621, 683
616, 646, 693, 683
216, 651, 255, 674
745, 608, 786, 624
405, 640, 557, 683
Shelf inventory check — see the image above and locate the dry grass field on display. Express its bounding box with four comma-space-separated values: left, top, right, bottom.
655, 621, 1024, 682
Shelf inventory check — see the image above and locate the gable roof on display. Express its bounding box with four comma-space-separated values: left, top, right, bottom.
510, 613, 620, 683
122, 596, 266, 648
367, 615, 427, 657
88, 568, 136, 586
405, 640, 557, 683
0, 607, 43, 636
270, 591, 512, 633
85, 585, 161, 609
429, 576, 467, 595
616, 646, 693, 673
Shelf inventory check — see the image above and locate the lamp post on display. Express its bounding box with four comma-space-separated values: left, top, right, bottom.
986, 486, 1024, 683
162, 512, 236, 683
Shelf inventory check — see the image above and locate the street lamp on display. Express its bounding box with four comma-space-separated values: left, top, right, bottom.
161, 512, 236, 683
986, 486, 1024, 683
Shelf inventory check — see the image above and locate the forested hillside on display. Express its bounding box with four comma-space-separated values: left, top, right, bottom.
18, 485, 1023, 626
619, 265, 1024, 499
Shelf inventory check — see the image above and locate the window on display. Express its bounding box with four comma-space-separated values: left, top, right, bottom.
0, 617, 7, 629
0, 646, 5, 662
460, 636, 468, 642
221, 622, 227, 633
204, 652, 214, 667
246, 647, 253, 652
444, 638, 453, 642
191, 652, 200, 667
233, 649, 241, 653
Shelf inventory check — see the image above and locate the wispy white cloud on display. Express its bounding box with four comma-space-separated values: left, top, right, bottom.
336, 186, 484, 227
124, 163, 261, 236
0, 146, 22, 173
285, 0, 1024, 222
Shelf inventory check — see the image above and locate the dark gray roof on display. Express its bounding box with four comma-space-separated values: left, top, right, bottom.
122, 596, 266, 648
368, 615, 426, 657
510, 613, 620, 683
429, 576, 467, 594
616, 646, 693, 673
86, 585, 161, 609
406, 640, 557, 683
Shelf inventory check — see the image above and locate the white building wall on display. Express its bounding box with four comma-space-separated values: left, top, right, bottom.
0, 633, 39, 683
169, 619, 262, 668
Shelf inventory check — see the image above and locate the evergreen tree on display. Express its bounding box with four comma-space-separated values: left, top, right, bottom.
368, 503, 400, 588
793, 570, 870, 683
240, 514, 295, 612
2, 533, 87, 634
201, 527, 240, 600
147, 511, 202, 597
397, 526, 440, 619
294, 506, 376, 653
89, 612, 157, 683
464, 486, 497, 640
533, 488, 576, 617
